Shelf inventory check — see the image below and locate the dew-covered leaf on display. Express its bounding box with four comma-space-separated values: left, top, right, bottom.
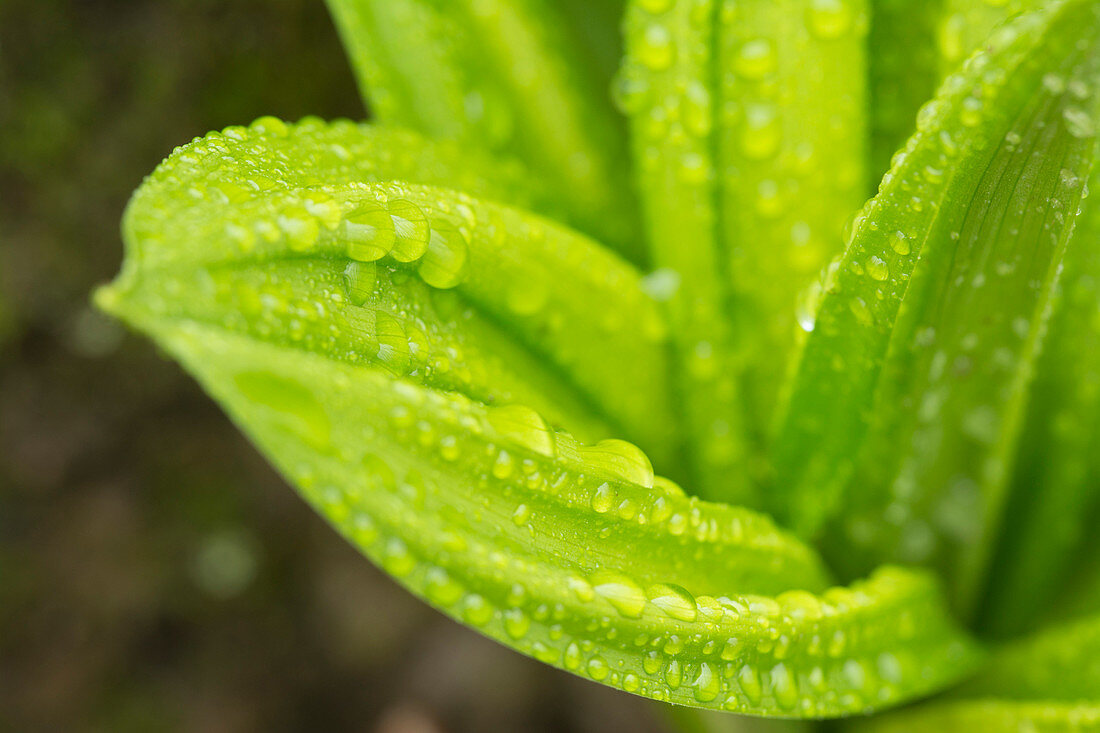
100, 116, 678, 464
618, 0, 869, 503
96, 115, 979, 718
324, 0, 640, 257
770, 0, 1100, 614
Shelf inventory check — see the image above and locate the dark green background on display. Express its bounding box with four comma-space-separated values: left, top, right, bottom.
0, 2, 670, 730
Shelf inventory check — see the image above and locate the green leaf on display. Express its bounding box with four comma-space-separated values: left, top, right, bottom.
960, 614, 1100, 700
851, 614, 1100, 731
868, 0, 944, 179
96, 114, 979, 718
618, 0, 870, 503
979, 159, 1100, 636
937, 0, 1045, 76
851, 700, 1100, 732
770, 0, 1100, 613
324, 0, 640, 258
101, 116, 678, 465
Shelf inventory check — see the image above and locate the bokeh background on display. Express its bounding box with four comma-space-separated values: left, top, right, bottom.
0, 1, 689, 730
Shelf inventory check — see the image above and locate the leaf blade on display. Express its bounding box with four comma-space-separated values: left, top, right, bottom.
771, 1, 1100, 614
618, 0, 870, 503
97, 117, 980, 718
851, 614, 1100, 731
325, 0, 641, 257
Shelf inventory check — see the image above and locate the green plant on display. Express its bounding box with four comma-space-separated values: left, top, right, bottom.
96, 0, 1100, 727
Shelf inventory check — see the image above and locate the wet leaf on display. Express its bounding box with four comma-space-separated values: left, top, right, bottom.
96, 114, 978, 718
618, 0, 869, 503
325, 0, 640, 256
770, 0, 1100, 614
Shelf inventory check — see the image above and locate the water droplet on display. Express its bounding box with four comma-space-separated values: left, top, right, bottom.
511, 503, 531, 526
638, 23, 674, 70
587, 655, 610, 681
1064, 106, 1096, 138
665, 659, 683, 688
579, 439, 655, 488
807, 0, 852, 39
485, 404, 555, 457
735, 39, 776, 80
462, 594, 494, 626
250, 115, 288, 136
738, 665, 763, 705
382, 537, 415, 577
492, 449, 516, 479
342, 260, 377, 306
647, 584, 698, 622
564, 642, 583, 670
611, 69, 650, 115
721, 638, 744, 661
424, 567, 464, 606
1043, 73, 1067, 94
866, 256, 889, 281
387, 199, 430, 261
503, 608, 530, 639
591, 571, 646, 618
741, 104, 780, 160
418, 217, 468, 289
641, 268, 681, 302
889, 231, 910, 255
374, 311, 411, 373
960, 96, 983, 127
682, 81, 712, 137
343, 203, 395, 262
693, 662, 720, 702
771, 663, 798, 709
849, 297, 873, 327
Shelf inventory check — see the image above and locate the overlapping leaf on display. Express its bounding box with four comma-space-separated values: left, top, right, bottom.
324, 0, 640, 257
95, 115, 978, 717
618, 0, 869, 503
770, 0, 1100, 613
980, 158, 1100, 636
868, 0, 943, 178
852, 614, 1100, 731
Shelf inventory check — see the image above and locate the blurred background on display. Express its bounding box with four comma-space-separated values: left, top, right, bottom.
0, 1, 691, 730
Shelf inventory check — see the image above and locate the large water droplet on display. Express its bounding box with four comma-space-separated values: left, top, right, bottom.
590, 571, 646, 618
342, 260, 377, 306
343, 203, 395, 262
638, 23, 674, 70
647, 584, 698, 622
579, 439, 655, 488
388, 199, 431, 262
486, 404, 555, 457
418, 217, 468, 289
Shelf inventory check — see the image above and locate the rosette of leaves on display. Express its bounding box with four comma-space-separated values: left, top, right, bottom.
96, 0, 1100, 727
